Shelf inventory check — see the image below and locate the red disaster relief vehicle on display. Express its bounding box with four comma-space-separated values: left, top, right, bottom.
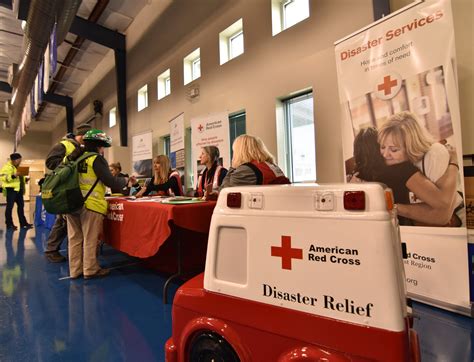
165, 183, 420, 361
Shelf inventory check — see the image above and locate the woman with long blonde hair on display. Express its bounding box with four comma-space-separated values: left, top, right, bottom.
136, 155, 182, 197
220, 134, 289, 189
376, 111, 463, 226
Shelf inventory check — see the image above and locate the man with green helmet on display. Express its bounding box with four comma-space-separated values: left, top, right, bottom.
66, 129, 136, 279
44, 123, 91, 263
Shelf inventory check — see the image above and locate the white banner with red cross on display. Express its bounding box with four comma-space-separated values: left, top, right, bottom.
190, 112, 230, 187
335, 0, 471, 314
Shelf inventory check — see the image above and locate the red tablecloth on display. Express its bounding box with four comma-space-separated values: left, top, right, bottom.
103, 198, 216, 258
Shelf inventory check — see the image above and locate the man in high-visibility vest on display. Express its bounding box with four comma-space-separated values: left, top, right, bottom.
44, 123, 91, 263
66, 129, 136, 279
0, 153, 33, 230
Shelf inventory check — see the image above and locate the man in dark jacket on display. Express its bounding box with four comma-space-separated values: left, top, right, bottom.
44, 123, 91, 263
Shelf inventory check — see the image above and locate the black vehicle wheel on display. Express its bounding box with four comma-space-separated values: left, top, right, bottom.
189, 332, 240, 362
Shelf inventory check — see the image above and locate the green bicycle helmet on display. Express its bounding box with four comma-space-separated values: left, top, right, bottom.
83, 129, 112, 147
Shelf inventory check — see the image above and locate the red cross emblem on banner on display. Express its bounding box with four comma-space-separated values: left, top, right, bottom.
271, 236, 303, 270
197, 124, 204, 132
377, 75, 398, 96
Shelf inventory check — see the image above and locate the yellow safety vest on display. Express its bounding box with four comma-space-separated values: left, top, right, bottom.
60, 139, 77, 162
79, 153, 107, 215
0, 161, 20, 192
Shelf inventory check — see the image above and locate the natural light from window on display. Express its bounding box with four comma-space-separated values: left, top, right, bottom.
229, 31, 244, 59
109, 107, 116, 128
276, 92, 316, 182
271, 0, 309, 36
184, 48, 200, 85
219, 19, 244, 65
157, 69, 171, 100
192, 58, 201, 80
137, 85, 148, 111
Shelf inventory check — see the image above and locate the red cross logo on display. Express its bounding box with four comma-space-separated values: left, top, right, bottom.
377, 75, 398, 96
197, 124, 204, 132
271, 236, 303, 270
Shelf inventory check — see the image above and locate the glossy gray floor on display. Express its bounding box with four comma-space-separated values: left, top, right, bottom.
0, 203, 472, 361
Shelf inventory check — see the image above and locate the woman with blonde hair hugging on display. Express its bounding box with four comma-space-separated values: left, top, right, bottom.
220, 134, 290, 189
377, 111, 463, 226
135, 155, 183, 197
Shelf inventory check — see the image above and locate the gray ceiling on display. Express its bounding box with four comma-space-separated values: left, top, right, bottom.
0, 0, 151, 131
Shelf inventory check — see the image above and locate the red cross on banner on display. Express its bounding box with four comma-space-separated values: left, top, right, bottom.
197, 124, 204, 132
271, 235, 303, 270
377, 75, 398, 96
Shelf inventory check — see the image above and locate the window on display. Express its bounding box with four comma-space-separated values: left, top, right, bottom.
183, 48, 200, 85
271, 0, 309, 36
137, 85, 148, 111
109, 107, 116, 128
219, 19, 244, 65
229, 111, 246, 160
165, 77, 171, 94
157, 69, 171, 100
277, 92, 316, 182
192, 58, 201, 80
229, 30, 244, 59
163, 135, 171, 156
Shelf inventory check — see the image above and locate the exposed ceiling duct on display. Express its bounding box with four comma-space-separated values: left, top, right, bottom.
8, 0, 82, 135
55, 0, 83, 45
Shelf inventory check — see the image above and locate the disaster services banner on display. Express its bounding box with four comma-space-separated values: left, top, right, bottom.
169, 113, 185, 169
335, 0, 470, 313
132, 131, 153, 178
190, 112, 230, 186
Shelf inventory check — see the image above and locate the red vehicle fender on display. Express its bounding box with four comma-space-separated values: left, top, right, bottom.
177, 316, 251, 361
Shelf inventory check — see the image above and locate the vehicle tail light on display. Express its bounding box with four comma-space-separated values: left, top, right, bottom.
227, 192, 242, 208
343, 191, 365, 210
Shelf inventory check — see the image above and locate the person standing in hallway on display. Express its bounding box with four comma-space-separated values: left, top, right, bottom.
44, 123, 92, 263
66, 129, 136, 279
0, 153, 33, 230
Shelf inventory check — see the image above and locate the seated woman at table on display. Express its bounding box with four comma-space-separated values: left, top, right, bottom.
135, 155, 183, 197
219, 134, 290, 190
194, 146, 228, 197
108, 162, 130, 195
109, 162, 128, 178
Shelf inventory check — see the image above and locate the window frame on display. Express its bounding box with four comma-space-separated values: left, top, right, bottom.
282, 91, 316, 182
109, 107, 117, 128
163, 135, 171, 156
164, 76, 171, 96
157, 69, 171, 100
184, 48, 201, 85
229, 30, 244, 60
137, 85, 148, 112
191, 57, 201, 81
272, 0, 310, 36
282, 0, 294, 29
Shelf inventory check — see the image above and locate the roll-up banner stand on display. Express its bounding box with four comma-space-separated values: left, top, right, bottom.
169, 114, 185, 193
132, 131, 153, 178
335, 0, 472, 315
169, 113, 185, 170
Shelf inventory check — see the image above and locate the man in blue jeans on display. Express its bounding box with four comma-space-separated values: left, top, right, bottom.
0, 153, 33, 230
